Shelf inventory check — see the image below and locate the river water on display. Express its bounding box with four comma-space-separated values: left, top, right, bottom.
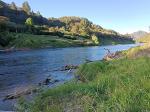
0, 44, 138, 111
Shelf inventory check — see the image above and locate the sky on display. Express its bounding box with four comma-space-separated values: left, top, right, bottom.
3, 0, 150, 34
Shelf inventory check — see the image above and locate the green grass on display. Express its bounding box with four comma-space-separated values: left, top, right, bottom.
0, 32, 96, 49
119, 44, 150, 58
0, 32, 134, 49
18, 57, 150, 112
10, 33, 72, 48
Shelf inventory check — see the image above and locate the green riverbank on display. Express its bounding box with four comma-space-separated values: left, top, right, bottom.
0, 32, 134, 50
0, 32, 97, 49
17, 44, 150, 112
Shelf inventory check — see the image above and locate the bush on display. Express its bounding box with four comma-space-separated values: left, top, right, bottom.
0, 32, 15, 47
91, 35, 100, 45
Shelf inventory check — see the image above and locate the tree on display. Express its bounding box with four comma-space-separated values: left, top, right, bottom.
25, 17, 34, 33
10, 2, 17, 10
71, 24, 79, 34
31, 10, 34, 16
25, 17, 33, 26
49, 27, 56, 32
36, 11, 41, 16
59, 27, 65, 32
91, 35, 100, 45
0, 16, 9, 32
22, 1, 31, 14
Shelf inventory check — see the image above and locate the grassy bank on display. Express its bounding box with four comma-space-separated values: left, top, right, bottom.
0, 32, 135, 49
113, 43, 150, 59
0, 32, 96, 49
18, 49, 150, 111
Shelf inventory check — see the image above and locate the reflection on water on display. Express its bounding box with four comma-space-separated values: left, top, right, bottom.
0, 44, 138, 110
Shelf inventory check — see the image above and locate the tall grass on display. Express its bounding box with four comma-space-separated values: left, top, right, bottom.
10, 33, 86, 48
121, 44, 150, 58
18, 56, 150, 112
1, 32, 94, 49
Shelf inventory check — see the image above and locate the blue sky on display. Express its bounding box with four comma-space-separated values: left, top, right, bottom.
3, 0, 150, 34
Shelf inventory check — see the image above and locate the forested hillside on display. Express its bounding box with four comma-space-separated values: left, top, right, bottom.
0, 0, 134, 49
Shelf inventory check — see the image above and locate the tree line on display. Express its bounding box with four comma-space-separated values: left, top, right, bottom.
0, 0, 134, 47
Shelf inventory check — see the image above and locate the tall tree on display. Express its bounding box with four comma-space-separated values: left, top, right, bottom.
22, 1, 31, 14
91, 35, 99, 45
36, 11, 41, 16
25, 17, 33, 26
10, 2, 17, 10
25, 17, 34, 32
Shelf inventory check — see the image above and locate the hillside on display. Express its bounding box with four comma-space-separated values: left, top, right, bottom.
0, 0, 134, 49
136, 33, 150, 43
130, 31, 148, 39
0, 0, 49, 25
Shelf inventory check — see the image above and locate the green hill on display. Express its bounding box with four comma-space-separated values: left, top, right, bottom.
130, 31, 148, 39
136, 33, 150, 43
0, 0, 134, 49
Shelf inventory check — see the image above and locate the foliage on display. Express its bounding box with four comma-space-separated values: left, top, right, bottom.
25, 17, 33, 26
0, 16, 28, 33
0, 0, 134, 49
91, 35, 99, 45
22, 1, 31, 14
0, 32, 15, 47
10, 2, 17, 10
36, 11, 41, 16
48, 16, 134, 44
0, 16, 9, 31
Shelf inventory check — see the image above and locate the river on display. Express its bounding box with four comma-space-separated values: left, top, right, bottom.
0, 44, 138, 111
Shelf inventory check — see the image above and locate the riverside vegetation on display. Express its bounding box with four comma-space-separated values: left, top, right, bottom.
1, 1, 149, 112
17, 43, 150, 112
0, 1, 134, 49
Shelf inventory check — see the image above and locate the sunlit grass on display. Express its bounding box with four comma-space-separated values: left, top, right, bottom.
10, 33, 88, 48
0, 32, 95, 49
18, 56, 150, 112
121, 43, 150, 58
